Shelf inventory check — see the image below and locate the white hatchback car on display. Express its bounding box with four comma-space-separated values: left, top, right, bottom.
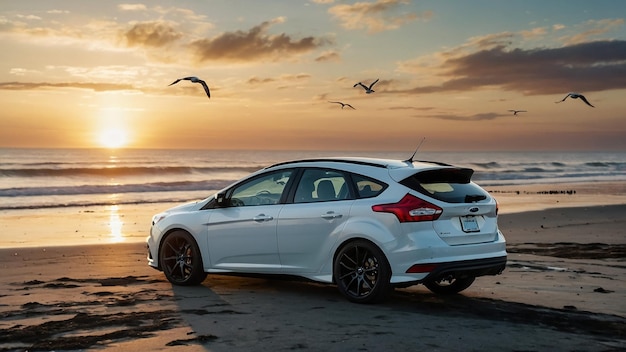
147, 157, 507, 303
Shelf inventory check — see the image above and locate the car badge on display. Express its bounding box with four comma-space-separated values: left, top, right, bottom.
469, 207, 479, 213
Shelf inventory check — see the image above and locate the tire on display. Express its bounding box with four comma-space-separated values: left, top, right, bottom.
333, 240, 391, 303
159, 230, 207, 286
423, 275, 475, 295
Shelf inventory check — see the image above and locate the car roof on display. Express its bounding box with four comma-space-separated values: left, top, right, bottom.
267, 157, 452, 170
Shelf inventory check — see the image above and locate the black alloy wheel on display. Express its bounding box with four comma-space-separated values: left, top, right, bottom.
160, 230, 207, 285
334, 240, 391, 303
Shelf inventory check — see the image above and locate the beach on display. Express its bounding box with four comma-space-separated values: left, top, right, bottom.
1, 181, 625, 351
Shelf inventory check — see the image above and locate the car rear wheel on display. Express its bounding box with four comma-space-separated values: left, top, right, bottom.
334, 240, 391, 303
160, 230, 207, 285
424, 275, 475, 294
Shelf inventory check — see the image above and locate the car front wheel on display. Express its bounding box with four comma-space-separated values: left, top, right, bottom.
159, 230, 207, 285
334, 240, 391, 303
423, 275, 475, 294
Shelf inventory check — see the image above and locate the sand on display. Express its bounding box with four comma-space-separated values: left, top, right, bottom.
1, 181, 625, 351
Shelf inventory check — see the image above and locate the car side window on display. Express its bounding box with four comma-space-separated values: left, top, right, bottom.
352, 174, 387, 198
229, 170, 292, 206
294, 169, 350, 203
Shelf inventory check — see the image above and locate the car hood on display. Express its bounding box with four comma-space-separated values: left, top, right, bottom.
164, 199, 205, 214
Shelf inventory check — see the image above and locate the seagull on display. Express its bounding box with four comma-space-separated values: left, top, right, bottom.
353, 79, 379, 94
169, 76, 210, 99
508, 109, 527, 116
329, 101, 355, 110
555, 92, 594, 107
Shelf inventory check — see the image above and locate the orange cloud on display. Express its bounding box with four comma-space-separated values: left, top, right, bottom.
0, 81, 134, 92
190, 18, 331, 63
419, 112, 508, 121
315, 50, 341, 62
122, 21, 182, 48
118, 4, 147, 11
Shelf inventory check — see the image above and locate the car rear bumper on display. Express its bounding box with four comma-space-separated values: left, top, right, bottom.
392, 255, 507, 287
419, 255, 507, 282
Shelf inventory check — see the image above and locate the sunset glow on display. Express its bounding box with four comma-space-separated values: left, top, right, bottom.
98, 128, 129, 149
0, 1, 624, 151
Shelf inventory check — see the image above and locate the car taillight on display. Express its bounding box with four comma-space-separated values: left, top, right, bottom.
372, 194, 442, 222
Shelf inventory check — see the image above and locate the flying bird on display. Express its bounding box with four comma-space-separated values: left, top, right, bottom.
329, 101, 355, 110
555, 92, 594, 107
508, 109, 527, 116
169, 76, 210, 99
353, 79, 379, 94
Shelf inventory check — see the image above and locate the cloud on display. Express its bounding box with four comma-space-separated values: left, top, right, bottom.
56, 65, 153, 82
122, 21, 182, 48
9, 68, 40, 76
118, 4, 148, 11
563, 18, 624, 45
247, 77, 276, 85
16, 14, 42, 21
190, 18, 330, 63
397, 32, 517, 75
0, 81, 134, 92
448, 32, 516, 55
0, 16, 119, 48
395, 40, 626, 95
247, 73, 311, 85
328, 0, 431, 34
281, 73, 312, 81
389, 106, 435, 111
47, 10, 70, 14
0, 6, 202, 52
151, 5, 209, 22
520, 27, 547, 39
315, 50, 341, 62
419, 112, 508, 121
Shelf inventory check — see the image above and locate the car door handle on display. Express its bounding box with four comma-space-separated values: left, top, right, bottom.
253, 214, 274, 222
321, 211, 342, 220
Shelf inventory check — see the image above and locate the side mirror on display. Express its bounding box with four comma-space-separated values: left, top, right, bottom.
215, 192, 227, 207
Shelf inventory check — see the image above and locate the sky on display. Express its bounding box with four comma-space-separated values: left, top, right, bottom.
1, 0, 625, 152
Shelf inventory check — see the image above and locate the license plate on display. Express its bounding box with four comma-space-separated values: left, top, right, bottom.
460, 216, 480, 232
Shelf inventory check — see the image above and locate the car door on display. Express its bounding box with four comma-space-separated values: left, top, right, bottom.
277, 168, 355, 273
206, 169, 293, 272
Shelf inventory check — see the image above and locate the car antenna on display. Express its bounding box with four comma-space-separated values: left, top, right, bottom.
405, 137, 426, 163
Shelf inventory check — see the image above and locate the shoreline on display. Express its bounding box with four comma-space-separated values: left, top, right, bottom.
483, 180, 626, 213
2, 180, 626, 249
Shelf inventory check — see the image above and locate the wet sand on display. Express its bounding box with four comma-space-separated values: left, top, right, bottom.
1, 183, 625, 351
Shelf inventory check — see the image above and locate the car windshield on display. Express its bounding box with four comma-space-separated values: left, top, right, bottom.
400, 168, 488, 203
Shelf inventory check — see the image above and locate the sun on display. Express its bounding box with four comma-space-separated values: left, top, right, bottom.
98, 128, 129, 149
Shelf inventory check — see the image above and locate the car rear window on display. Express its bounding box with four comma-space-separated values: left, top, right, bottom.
399, 168, 488, 203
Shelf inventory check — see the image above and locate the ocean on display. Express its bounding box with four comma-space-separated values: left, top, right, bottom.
1, 148, 625, 211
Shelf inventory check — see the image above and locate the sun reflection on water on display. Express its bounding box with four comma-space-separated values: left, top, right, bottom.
108, 204, 125, 243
